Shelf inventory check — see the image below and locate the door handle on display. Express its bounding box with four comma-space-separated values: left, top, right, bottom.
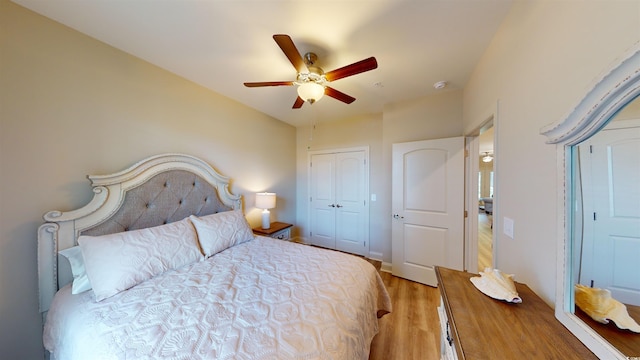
393, 214, 405, 219
328, 204, 336, 207
336, 204, 343, 208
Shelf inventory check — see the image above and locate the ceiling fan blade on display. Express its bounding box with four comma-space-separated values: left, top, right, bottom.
273, 34, 307, 73
244, 81, 294, 87
325, 57, 378, 82
325, 86, 356, 104
292, 97, 305, 109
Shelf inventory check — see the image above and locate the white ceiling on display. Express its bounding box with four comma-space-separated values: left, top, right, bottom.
13, 0, 513, 128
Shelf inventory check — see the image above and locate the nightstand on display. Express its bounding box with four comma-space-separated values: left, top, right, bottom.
252, 222, 293, 240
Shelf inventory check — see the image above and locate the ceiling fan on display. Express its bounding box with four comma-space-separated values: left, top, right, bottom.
244, 34, 378, 109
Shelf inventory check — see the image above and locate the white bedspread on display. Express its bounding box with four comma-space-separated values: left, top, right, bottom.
44, 236, 391, 360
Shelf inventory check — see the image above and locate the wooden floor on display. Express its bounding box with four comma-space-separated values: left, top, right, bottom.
368, 266, 441, 360
478, 212, 493, 272
366, 215, 493, 359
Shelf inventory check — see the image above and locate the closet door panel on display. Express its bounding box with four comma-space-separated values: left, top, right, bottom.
335, 151, 367, 256
309, 150, 368, 256
310, 154, 336, 248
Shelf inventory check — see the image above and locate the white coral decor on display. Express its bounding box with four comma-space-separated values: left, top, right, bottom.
575, 284, 640, 333
470, 267, 522, 303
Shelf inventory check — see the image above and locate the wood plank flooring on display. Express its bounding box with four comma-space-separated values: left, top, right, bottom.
478, 212, 493, 272
366, 212, 492, 360
368, 268, 441, 360
363, 215, 492, 359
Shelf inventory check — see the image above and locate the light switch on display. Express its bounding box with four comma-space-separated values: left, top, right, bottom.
503, 217, 514, 239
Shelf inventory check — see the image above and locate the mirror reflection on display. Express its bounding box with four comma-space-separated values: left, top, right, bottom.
571, 95, 640, 357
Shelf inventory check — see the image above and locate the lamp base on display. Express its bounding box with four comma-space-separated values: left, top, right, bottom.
261, 210, 271, 229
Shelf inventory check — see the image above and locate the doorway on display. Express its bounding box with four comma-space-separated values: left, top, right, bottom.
477, 127, 494, 272
465, 116, 497, 274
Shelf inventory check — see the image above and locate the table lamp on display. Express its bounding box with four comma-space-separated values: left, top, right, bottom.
255, 192, 276, 229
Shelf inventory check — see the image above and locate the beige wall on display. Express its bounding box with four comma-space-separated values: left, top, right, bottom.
0, 2, 295, 358
3, 0, 640, 358
294, 90, 463, 262
479, 158, 493, 199
463, 0, 640, 304
295, 113, 383, 250
616, 95, 640, 120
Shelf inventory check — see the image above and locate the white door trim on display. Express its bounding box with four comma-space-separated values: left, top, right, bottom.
465, 136, 480, 273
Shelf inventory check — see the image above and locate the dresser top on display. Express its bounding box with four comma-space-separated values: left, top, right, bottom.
436, 266, 597, 359
252, 222, 292, 236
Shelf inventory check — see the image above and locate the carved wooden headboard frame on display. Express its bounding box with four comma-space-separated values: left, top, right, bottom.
37, 154, 242, 314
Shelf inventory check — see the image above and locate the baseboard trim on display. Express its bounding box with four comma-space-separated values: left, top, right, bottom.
380, 262, 392, 273
368, 251, 392, 273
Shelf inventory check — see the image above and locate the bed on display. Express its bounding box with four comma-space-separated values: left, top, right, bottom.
38, 153, 391, 360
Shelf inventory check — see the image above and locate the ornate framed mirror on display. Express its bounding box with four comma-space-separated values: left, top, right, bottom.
541, 43, 640, 359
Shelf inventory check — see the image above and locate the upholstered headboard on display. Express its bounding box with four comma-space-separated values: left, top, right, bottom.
37, 154, 242, 313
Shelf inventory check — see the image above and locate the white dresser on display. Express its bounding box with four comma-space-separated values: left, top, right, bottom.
435, 266, 596, 359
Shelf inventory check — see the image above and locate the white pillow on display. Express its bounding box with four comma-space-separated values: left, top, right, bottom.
189, 210, 254, 257
78, 217, 203, 302
59, 246, 92, 294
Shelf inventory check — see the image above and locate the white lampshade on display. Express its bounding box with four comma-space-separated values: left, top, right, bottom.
297, 82, 325, 103
482, 153, 493, 163
255, 192, 276, 209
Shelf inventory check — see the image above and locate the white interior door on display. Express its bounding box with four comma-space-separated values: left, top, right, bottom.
335, 151, 367, 256
309, 149, 369, 256
391, 137, 465, 286
310, 153, 336, 249
579, 120, 640, 305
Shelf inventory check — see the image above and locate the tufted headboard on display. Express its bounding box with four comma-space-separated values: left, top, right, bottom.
37, 154, 242, 314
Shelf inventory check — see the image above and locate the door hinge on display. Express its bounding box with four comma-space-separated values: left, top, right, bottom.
464, 149, 469, 157
589, 145, 593, 154
464, 210, 468, 218
593, 212, 597, 221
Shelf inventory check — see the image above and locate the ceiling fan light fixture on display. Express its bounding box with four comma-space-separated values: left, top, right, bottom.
297, 82, 325, 103
245, 35, 378, 108
482, 152, 493, 163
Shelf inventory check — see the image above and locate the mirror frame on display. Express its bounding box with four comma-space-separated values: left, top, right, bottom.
540, 42, 640, 359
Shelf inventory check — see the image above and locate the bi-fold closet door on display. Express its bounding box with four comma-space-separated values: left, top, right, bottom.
309, 149, 368, 256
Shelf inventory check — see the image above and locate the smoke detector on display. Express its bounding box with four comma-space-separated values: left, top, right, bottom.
433, 81, 447, 89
